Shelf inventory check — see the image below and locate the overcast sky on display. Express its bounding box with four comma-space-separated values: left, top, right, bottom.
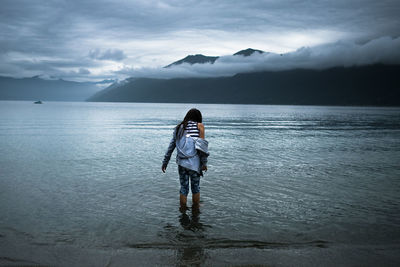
0, 0, 399, 81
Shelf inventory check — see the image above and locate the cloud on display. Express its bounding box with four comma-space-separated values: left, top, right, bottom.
0, 0, 399, 81
115, 36, 400, 79
89, 49, 127, 61
78, 68, 91, 74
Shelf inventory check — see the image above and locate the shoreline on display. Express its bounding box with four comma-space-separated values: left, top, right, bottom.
1, 239, 399, 267
2, 99, 400, 108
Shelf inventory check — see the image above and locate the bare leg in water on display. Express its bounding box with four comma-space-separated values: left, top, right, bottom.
180, 194, 187, 210
179, 193, 202, 231
192, 193, 200, 209
180, 193, 200, 210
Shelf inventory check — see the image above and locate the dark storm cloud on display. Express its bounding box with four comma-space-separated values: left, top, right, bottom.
0, 0, 399, 81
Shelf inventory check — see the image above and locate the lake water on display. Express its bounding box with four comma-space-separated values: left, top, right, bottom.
1, 101, 400, 266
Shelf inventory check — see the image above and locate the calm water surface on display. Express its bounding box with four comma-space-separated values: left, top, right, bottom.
1, 101, 400, 266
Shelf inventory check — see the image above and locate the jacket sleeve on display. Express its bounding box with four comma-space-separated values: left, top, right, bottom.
199, 151, 208, 166
195, 138, 209, 167
162, 128, 177, 167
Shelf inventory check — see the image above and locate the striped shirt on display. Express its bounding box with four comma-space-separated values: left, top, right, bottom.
185, 120, 200, 137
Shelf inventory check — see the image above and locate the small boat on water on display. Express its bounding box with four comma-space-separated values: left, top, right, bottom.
34, 100, 43, 104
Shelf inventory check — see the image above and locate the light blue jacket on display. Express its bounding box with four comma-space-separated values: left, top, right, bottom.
162, 126, 209, 175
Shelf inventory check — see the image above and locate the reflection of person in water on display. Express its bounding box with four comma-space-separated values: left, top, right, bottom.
162, 108, 209, 210
180, 207, 203, 231
177, 207, 207, 266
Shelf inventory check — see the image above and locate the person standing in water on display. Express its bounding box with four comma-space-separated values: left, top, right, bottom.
162, 108, 209, 210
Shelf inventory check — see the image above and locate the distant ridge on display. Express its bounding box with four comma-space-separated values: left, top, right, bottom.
0, 76, 112, 101
87, 64, 400, 106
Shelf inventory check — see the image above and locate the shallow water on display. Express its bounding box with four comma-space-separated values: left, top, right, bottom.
1, 101, 400, 266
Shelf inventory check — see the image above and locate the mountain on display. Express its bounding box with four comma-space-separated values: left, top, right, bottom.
87, 64, 400, 106
165, 54, 219, 68
0, 76, 112, 101
234, 48, 265, 56
165, 48, 265, 68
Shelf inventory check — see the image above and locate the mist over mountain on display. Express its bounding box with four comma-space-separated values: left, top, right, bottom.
0, 76, 111, 101
115, 37, 400, 80
87, 64, 400, 106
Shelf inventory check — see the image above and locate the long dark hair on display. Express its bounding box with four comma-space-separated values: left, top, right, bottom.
175, 108, 202, 138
